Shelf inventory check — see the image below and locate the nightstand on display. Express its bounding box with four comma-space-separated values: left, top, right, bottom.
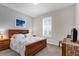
0, 38, 10, 51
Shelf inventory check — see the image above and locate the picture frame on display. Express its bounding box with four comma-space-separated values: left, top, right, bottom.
16, 18, 26, 28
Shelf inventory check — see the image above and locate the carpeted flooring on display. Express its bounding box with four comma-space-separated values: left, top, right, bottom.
0, 44, 61, 56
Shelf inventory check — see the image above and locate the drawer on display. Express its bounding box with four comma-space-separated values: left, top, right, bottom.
0, 41, 10, 45
66, 44, 75, 56
0, 43, 10, 46
0, 45, 9, 51
74, 46, 79, 56
0, 39, 10, 51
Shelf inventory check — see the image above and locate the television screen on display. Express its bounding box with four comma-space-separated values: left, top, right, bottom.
71, 28, 78, 42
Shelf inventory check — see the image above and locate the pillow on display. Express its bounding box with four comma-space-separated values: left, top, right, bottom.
12, 34, 25, 39
24, 33, 33, 38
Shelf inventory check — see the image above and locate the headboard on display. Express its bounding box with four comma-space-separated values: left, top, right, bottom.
8, 29, 29, 38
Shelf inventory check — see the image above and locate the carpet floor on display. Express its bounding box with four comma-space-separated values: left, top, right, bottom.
0, 44, 61, 56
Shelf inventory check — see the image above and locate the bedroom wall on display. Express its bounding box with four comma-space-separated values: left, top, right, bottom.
75, 4, 79, 40
33, 5, 75, 46
0, 4, 33, 38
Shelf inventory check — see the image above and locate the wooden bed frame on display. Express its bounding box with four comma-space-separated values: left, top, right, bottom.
8, 29, 47, 56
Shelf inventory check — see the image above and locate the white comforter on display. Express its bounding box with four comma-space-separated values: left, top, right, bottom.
10, 36, 45, 56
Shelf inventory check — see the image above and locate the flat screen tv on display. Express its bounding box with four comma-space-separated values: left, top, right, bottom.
71, 28, 78, 42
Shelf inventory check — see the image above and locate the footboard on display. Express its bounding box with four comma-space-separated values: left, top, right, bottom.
25, 39, 47, 56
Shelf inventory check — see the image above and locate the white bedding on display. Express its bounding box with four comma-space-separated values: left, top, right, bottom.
10, 36, 45, 56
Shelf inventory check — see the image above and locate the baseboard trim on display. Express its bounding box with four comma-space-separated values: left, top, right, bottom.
47, 42, 58, 46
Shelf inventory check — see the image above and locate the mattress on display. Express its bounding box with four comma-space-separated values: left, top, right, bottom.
26, 37, 45, 45
10, 36, 46, 56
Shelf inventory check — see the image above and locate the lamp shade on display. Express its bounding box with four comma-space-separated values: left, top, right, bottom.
0, 31, 3, 35
0, 31, 3, 39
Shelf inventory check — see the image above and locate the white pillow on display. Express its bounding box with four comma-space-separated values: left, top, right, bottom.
24, 33, 33, 38
12, 34, 25, 39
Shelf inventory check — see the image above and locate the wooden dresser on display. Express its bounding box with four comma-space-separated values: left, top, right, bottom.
62, 38, 79, 56
0, 39, 10, 51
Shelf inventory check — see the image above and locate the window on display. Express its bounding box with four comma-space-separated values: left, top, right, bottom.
43, 16, 52, 37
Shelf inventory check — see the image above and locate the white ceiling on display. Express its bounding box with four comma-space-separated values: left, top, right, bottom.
1, 3, 74, 17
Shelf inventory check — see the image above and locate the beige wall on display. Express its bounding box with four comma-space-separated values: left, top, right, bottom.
33, 5, 75, 45
76, 4, 79, 40
0, 4, 33, 38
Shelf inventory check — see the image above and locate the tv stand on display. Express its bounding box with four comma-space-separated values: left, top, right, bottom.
62, 38, 79, 56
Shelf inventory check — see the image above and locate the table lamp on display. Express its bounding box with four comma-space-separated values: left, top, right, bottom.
0, 31, 3, 39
